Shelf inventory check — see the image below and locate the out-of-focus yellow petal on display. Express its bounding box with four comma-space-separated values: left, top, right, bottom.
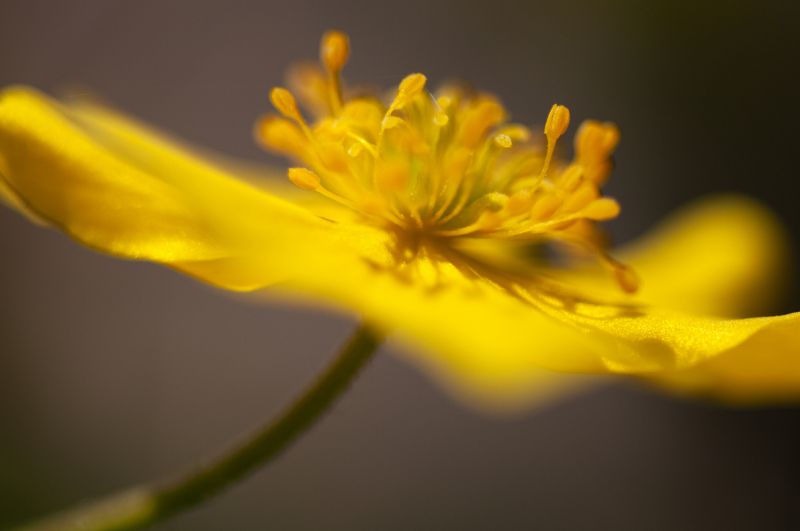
555, 195, 790, 318
0, 86, 386, 289
619, 195, 790, 317
266, 253, 608, 411
261, 246, 798, 410
0, 171, 46, 225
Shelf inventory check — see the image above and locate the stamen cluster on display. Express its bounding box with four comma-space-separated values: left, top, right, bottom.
256, 31, 637, 293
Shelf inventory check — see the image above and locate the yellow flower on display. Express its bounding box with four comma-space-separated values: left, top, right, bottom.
0, 31, 796, 411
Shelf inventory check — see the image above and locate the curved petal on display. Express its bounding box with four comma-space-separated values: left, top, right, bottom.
557, 196, 791, 318
0, 86, 386, 289
0, 172, 46, 225
265, 253, 611, 411
618, 195, 791, 317
648, 315, 800, 404
260, 243, 799, 409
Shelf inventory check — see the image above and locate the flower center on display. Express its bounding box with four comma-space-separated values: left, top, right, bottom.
256, 31, 638, 294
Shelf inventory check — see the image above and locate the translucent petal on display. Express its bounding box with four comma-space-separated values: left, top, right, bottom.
554, 195, 790, 318
0, 86, 385, 288
619, 195, 790, 317
265, 240, 798, 409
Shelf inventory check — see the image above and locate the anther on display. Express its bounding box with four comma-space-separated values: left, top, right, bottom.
320, 30, 350, 73
506, 189, 534, 216
270, 87, 304, 123
558, 164, 584, 193
499, 125, 531, 142
561, 181, 597, 213
494, 134, 513, 149
287, 167, 321, 191
530, 194, 563, 222
582, 197, 620, 220
575, 121, 620, 184
382, 116, 405, 129
541, 104, 571, 178
398, 73, 427, 100
544, 104, 571, 140
477, 211, 503, 231
482, 192, 510, 212
576, 121, 619, 161
320, 31, 350, 114
612, 261, 639, 294
255, 116, 307, 157
460, 99, 505, 149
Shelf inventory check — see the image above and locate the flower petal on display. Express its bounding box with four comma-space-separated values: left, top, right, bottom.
0, 86, 385, 289
0, 171, 46, 225
648, 314, 800, 403
618, 195, 790, 317
558, 196, 790, 318
265, 254, 609, 411
261, 244, 798, 409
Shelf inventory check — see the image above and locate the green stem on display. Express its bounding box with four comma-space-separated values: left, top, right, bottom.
14, 322, 383, 531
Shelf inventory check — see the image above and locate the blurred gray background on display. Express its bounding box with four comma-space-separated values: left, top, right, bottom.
2, 1, 800, 529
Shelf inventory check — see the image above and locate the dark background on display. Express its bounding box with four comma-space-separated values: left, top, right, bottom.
2, 1, 800, 529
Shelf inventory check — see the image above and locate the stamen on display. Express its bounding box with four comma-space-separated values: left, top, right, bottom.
581, 197, 620, 220
396, 73, 427, 107
344, 132, 378, 157
382, 115, 405, 129
575, 121, 620, 185
255, 116, 308, 158
375, 73, 428, 157
506, 189, 534, 216
459, 99, 505, 149
288, 167, 321, 190
494, 134, 513, 149
576, 121, 619, 162
320, 30, 350, 114
561, 181, 597, 213
530, 194, 563, 222
431, 148, 472, 219
434, 211, 501, 237
288, 168, 361, 211
321, 30, 350, 73
482, 192, 510, 212
258, 34, 634, 295
270, 87, 304, 123
609, 257, 639, 294
499, 125, 531, 142
557, 164, 584, 193
541, 104, 570, 178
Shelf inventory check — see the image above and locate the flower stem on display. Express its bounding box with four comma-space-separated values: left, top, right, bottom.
15, 322, 383, 531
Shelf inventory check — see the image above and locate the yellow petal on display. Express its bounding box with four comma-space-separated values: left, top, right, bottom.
0, 86, 384, 289
648, 314, 800, 404
555, 195, 790, 318
259, 240, 798, 409
0, 170, 46, 225
265, 253, 609, 411
619, 195, 790, 317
